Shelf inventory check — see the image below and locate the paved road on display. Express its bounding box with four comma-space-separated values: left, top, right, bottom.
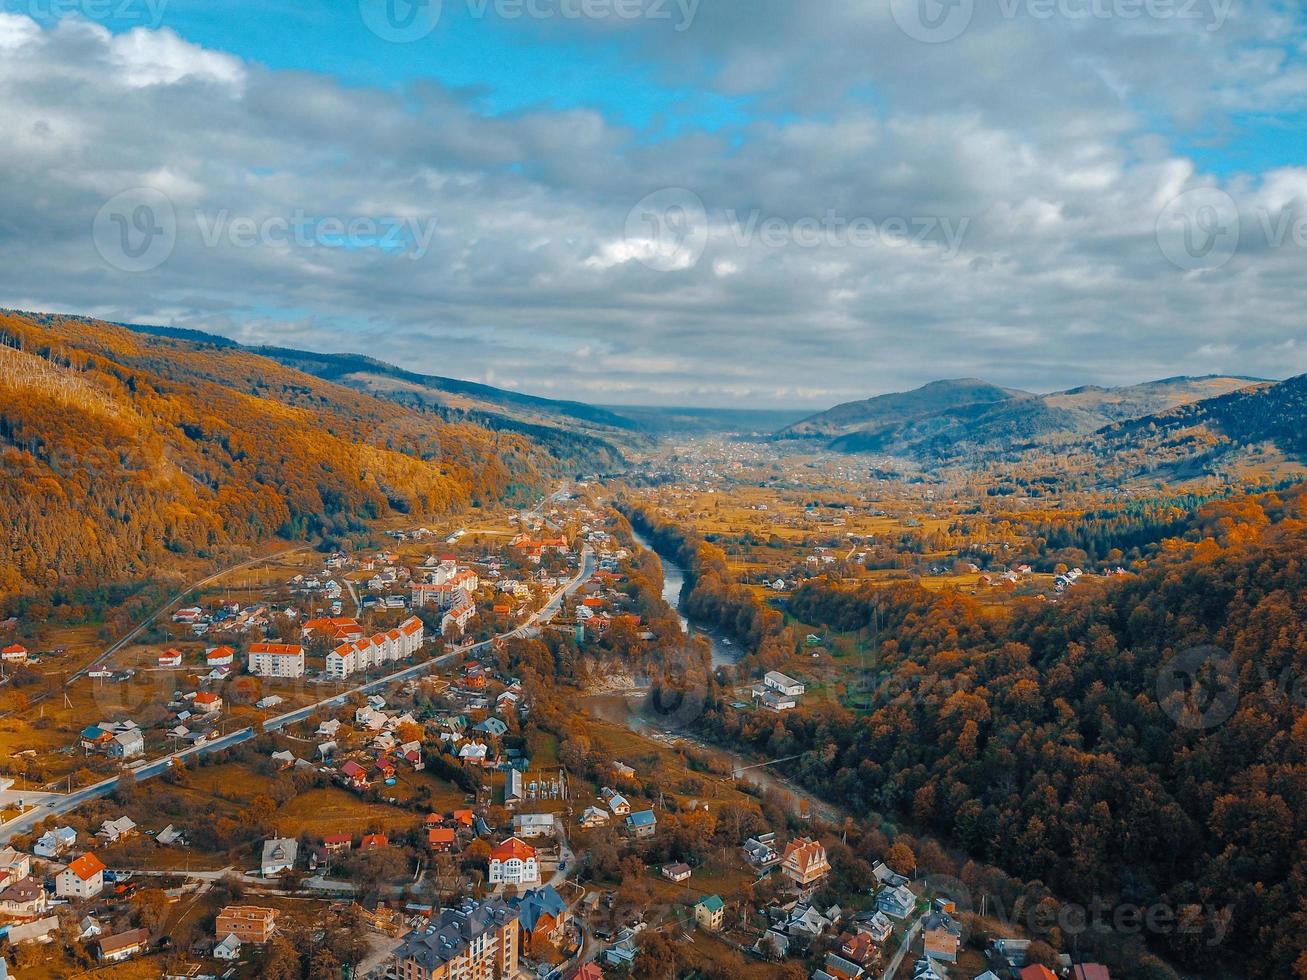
882, 914, 923, 980
71, 545, 312, 682
0, 542, 595, 845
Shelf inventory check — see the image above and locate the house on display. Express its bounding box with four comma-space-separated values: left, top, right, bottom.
488, 837, 539, 886
694, 894, 725, 931
579, 806, 610, 829
512, 813, 556, 839
339, 760, 370, 790
870, 860, 909, 889
109, 727, 145, 759
823, 952, 867, 979
157, 825, 186, 846
322, 834, 352, 855
34, 827, 76, 858
99, 816, 137, 842
97, 927, 150, 963
441, 600, 477, 637
626, 810, 657, 838
193, 691, 222, 714
158, 649, 183, 668
604, 929, 639, 968
247, 642, 305, 678
458, 741, 490, 766
261, 838, 298, 877
602, 789, 630, 815
1021, 967, 1059, 980
7, 916, 59, 945
511, 885, 570, 947
764, 671, 805, 696
214, 933, 242, 960
56, 853, 106, 899
374, 758, 397, 781
0, 877, 47, 918
837, 930, 878, 968
205, 646, 236, 667
781, 838, 830, 888
876, 884, 916, 920
1, 644, 28, 664
79, 725, 114, 751
474, 717, 508, 738
852, 910, 893, 944
992, 939, 1032, 968
0, 848, 30, 887
611, 761, 636, 780
215, 905, 278, 944
922, 911, 961, 962
360, 834, 389, 851
788, 902, 834, 939
913, 959, 945, 980
743, 834, 780, 867
661, 862, 692, 882
394, 898, 519, 980
566, 964, 605, 980
428, 828, 456, 853
756, 688, 797, 712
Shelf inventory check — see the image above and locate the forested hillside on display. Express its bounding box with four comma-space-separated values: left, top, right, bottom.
0, 312, 552, 604
714, 491, 1307, 977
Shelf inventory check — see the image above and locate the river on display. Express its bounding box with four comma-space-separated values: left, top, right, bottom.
627, 524, 737, 670
583, 524, 843, 822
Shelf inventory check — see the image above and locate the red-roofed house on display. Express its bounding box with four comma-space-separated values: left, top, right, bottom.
781, 838, 831, 888
488, 837, 539, 886
56, 853, 106, 899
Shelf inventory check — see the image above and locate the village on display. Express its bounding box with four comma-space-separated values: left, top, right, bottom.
0, 483, 1120, 979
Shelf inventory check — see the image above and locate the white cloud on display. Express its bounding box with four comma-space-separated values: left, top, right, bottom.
0, 8, 1305, 406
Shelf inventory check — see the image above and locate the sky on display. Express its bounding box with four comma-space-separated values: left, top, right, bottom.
3, 0, 1307, 408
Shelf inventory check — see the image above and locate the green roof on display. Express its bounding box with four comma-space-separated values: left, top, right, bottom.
697, 895, 724, 912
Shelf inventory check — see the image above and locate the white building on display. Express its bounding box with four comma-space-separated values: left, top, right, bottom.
56, 854, 106, 900
764, 671, 805, 697
247, 643, 305, 679
326, 616, 424, 679
487, 837, 539, 886
441, 601, 477, 637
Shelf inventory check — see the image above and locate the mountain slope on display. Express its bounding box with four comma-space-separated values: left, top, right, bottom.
0, 311, 557, 600
783, 375, 1264, 459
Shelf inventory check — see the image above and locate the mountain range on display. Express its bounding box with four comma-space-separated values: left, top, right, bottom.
778, 375, 1280, 462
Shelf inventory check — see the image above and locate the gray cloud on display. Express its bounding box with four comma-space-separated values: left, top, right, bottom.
1, 8, 1306, 407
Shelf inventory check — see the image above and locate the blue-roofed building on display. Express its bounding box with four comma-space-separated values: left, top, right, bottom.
626, 810, 657, 838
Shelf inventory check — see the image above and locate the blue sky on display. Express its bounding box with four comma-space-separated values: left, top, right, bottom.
4, 1, 1307, 406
